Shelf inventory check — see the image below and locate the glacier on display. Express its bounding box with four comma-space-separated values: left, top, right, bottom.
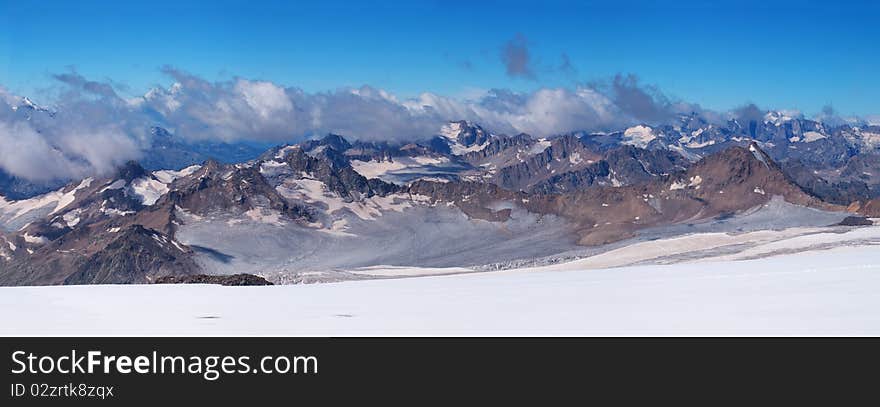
2, 241, 879, 336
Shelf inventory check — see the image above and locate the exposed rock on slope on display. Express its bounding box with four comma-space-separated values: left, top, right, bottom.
853, 199, 880, 217
521, 143, 834, 245
154, 273, 272, 286
63, 225, 199, 284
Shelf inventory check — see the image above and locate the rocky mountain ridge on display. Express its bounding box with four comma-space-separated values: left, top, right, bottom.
0, 119, 873, 285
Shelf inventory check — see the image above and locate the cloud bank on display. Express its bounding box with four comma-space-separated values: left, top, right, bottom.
0, 68, 867, 183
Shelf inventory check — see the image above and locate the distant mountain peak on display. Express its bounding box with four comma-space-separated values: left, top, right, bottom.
318, 133, 352, 151
440, 121, 493, 155
115, 161, 149, 182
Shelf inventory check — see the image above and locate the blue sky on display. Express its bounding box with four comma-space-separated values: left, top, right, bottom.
2, 0, 879, 116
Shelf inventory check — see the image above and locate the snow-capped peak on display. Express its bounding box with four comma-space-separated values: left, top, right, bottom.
440, 121, 464, 140
440, 121, 491, 155
7, 96, 53, 115
764, 110, 802, 126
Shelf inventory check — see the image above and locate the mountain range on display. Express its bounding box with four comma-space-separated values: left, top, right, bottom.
2, 114, 880, 285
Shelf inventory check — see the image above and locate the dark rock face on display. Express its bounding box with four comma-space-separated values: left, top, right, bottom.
603, 145, 688, 184
63, 225, 200, 285
315, 133, 353, 152
427, 136, 453, 155
116, 161, 149, 183
153, 274, 273, 286
461, 133, 533, 162
765, 136, 857, 169
486, 135, 603, 191
836, 152, 880, 196
837, 216, 873, 226
167, 160, 313, 221
782, 160, 872, 205
531, 161, 611, 194
492, 140, 686, 194
450, 121, 492, 148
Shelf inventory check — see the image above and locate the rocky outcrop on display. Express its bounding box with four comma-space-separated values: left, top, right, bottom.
603, 145, 688, 184
449, 120, 492, 148
154, 273, 273, 286
488, 135, 602, 191
0, 224, 199, 285
515, 143, 685, 194
782, 159, 872, 205
281, 146, 400, 199
838, 216, 873, 226
166, 160, 313, 221
530, 161, 611, 194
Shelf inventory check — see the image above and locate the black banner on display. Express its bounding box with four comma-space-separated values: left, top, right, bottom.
2, 337, 877, 404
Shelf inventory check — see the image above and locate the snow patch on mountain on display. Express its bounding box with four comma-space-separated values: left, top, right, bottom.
859, 131, 880, 148
277, 178, 346, 214
351, 157, 444, 179
274, 145, 299, 160
153, 165, 202, 184
685, 139, 715, 148
764, 110, 800, 126
258, 160, 291, 178
749, 143, 770, 168
50, 178, 92, 215
801, 131, 826, 143
22, 233, 47, 245
350, 156, 458, 184
129, 177, 168, 206
244, 208, 286, 226
0, 178, 92, 231
100, 179, 126, 192
99, 200, 135, 217
622, 125, 656, 148
527, 139, 551, 155
62, 208, 83, 228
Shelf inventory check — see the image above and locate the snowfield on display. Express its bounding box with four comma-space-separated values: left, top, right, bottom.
2, 243, 880, 336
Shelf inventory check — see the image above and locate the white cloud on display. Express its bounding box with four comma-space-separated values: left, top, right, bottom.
7, 68, 873, 183
0, 121, 86, 181
234, 79, 293, 119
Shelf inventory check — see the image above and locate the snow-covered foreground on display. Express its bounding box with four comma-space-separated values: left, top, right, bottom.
3, 244, 880, 336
